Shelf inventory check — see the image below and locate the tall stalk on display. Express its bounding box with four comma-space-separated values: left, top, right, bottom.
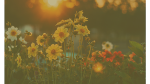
88, 68, 93, 84
51, 61, 54, 84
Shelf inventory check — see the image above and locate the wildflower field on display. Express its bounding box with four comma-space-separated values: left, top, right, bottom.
4, 9, 146, 84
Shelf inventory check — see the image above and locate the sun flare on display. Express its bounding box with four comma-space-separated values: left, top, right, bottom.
47, 0, 60, 7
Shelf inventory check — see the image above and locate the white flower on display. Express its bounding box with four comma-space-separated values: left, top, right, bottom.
19, 37, 27, 44
11, 46, 14, 48
8, 45, 17, 51
8, 46, 11, 51
102, 41, 113, 51
6, 26, 21, 41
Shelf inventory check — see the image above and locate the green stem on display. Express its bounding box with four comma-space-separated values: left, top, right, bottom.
87, 46, 92, 59
55, 72, 57, 84
73, 35, 75, 61
33, 68, 38, 84
81, 35, 83, 57
51, 61, 54, 84
81, 61, 82, 84
46, 60, 49, 84
88, 69, 93, 84
83, 46, 92, 78
64, 41, 66, 58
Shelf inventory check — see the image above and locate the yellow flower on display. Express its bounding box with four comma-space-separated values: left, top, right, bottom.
75, 10, 83, 18
28, 43, 38, 58
36, 35, 45, 46
42, 33, 48, 39
15, 55, 22, 67
46, 44, 63, 61
61, 20, 74, 29
53, 27, 69, 43
42, 33, 49, 44
6, 26, 21, 41
74, 16, 88, 24
75, 25, 90, 36
56, 18, 72, 26
102, 41, 113, 51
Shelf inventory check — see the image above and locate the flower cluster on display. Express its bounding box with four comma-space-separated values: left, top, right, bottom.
4, 10, 145, 84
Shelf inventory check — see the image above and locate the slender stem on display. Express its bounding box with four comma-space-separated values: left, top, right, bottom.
73, 35, 75, 61
81, 35, 83, 57
36, 56, 43, 83
46, 60, 49, 84
33, 68, 38, 84
81, 61, 82, 84
83, 45, 92, 78
55, 72, 57, 84
51, 61, 54, 84
88, 69, 93, 84
71, 36, 73, 62
87, 46, 92, 59
64, 41, 66, 58
14, 40, 16, 46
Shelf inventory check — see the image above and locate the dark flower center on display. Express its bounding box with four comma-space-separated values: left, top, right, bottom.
80, 29, 85, 33
51, 49, 56, 55
32, 48, 35, 52
59, 32, 65, 38
11, 30, 17, 36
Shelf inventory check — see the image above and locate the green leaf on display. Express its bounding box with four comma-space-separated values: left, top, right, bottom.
128, 46, 144, 57
132, 56, 141, 64
129, 41, 144, 52
115, 71, 133, 83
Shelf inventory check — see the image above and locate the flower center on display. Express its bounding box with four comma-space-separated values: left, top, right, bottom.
59, 32, 65, 38
51, 49, 56, 55
80, 29, 85, 33
11, 30, 17, 36
106, 44, 110, 48
40, 39, 44, 43
19, 58, 20, 63
32, 48, 35, 52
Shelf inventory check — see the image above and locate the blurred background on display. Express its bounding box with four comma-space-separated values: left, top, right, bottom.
5, 0, 146, 53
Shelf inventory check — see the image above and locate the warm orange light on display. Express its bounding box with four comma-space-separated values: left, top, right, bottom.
95, 0, 106, 8
65, 2, 74, 8
47, 0, 60, 7
93, 62, 103, 73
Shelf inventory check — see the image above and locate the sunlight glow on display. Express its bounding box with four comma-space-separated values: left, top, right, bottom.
95, 0, 106, 8
47, 0, 60, 7
93, 62, 103, 73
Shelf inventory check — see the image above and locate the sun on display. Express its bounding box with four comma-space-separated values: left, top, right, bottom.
47, 0, 59, 7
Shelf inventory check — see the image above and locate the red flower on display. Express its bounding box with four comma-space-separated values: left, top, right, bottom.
129, 52, 142, 64
91, 51, 102, 61
102, 50, 114, 62
129, 52, 136, 62
113, 51, 124, 65
113, 51, 124, 59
